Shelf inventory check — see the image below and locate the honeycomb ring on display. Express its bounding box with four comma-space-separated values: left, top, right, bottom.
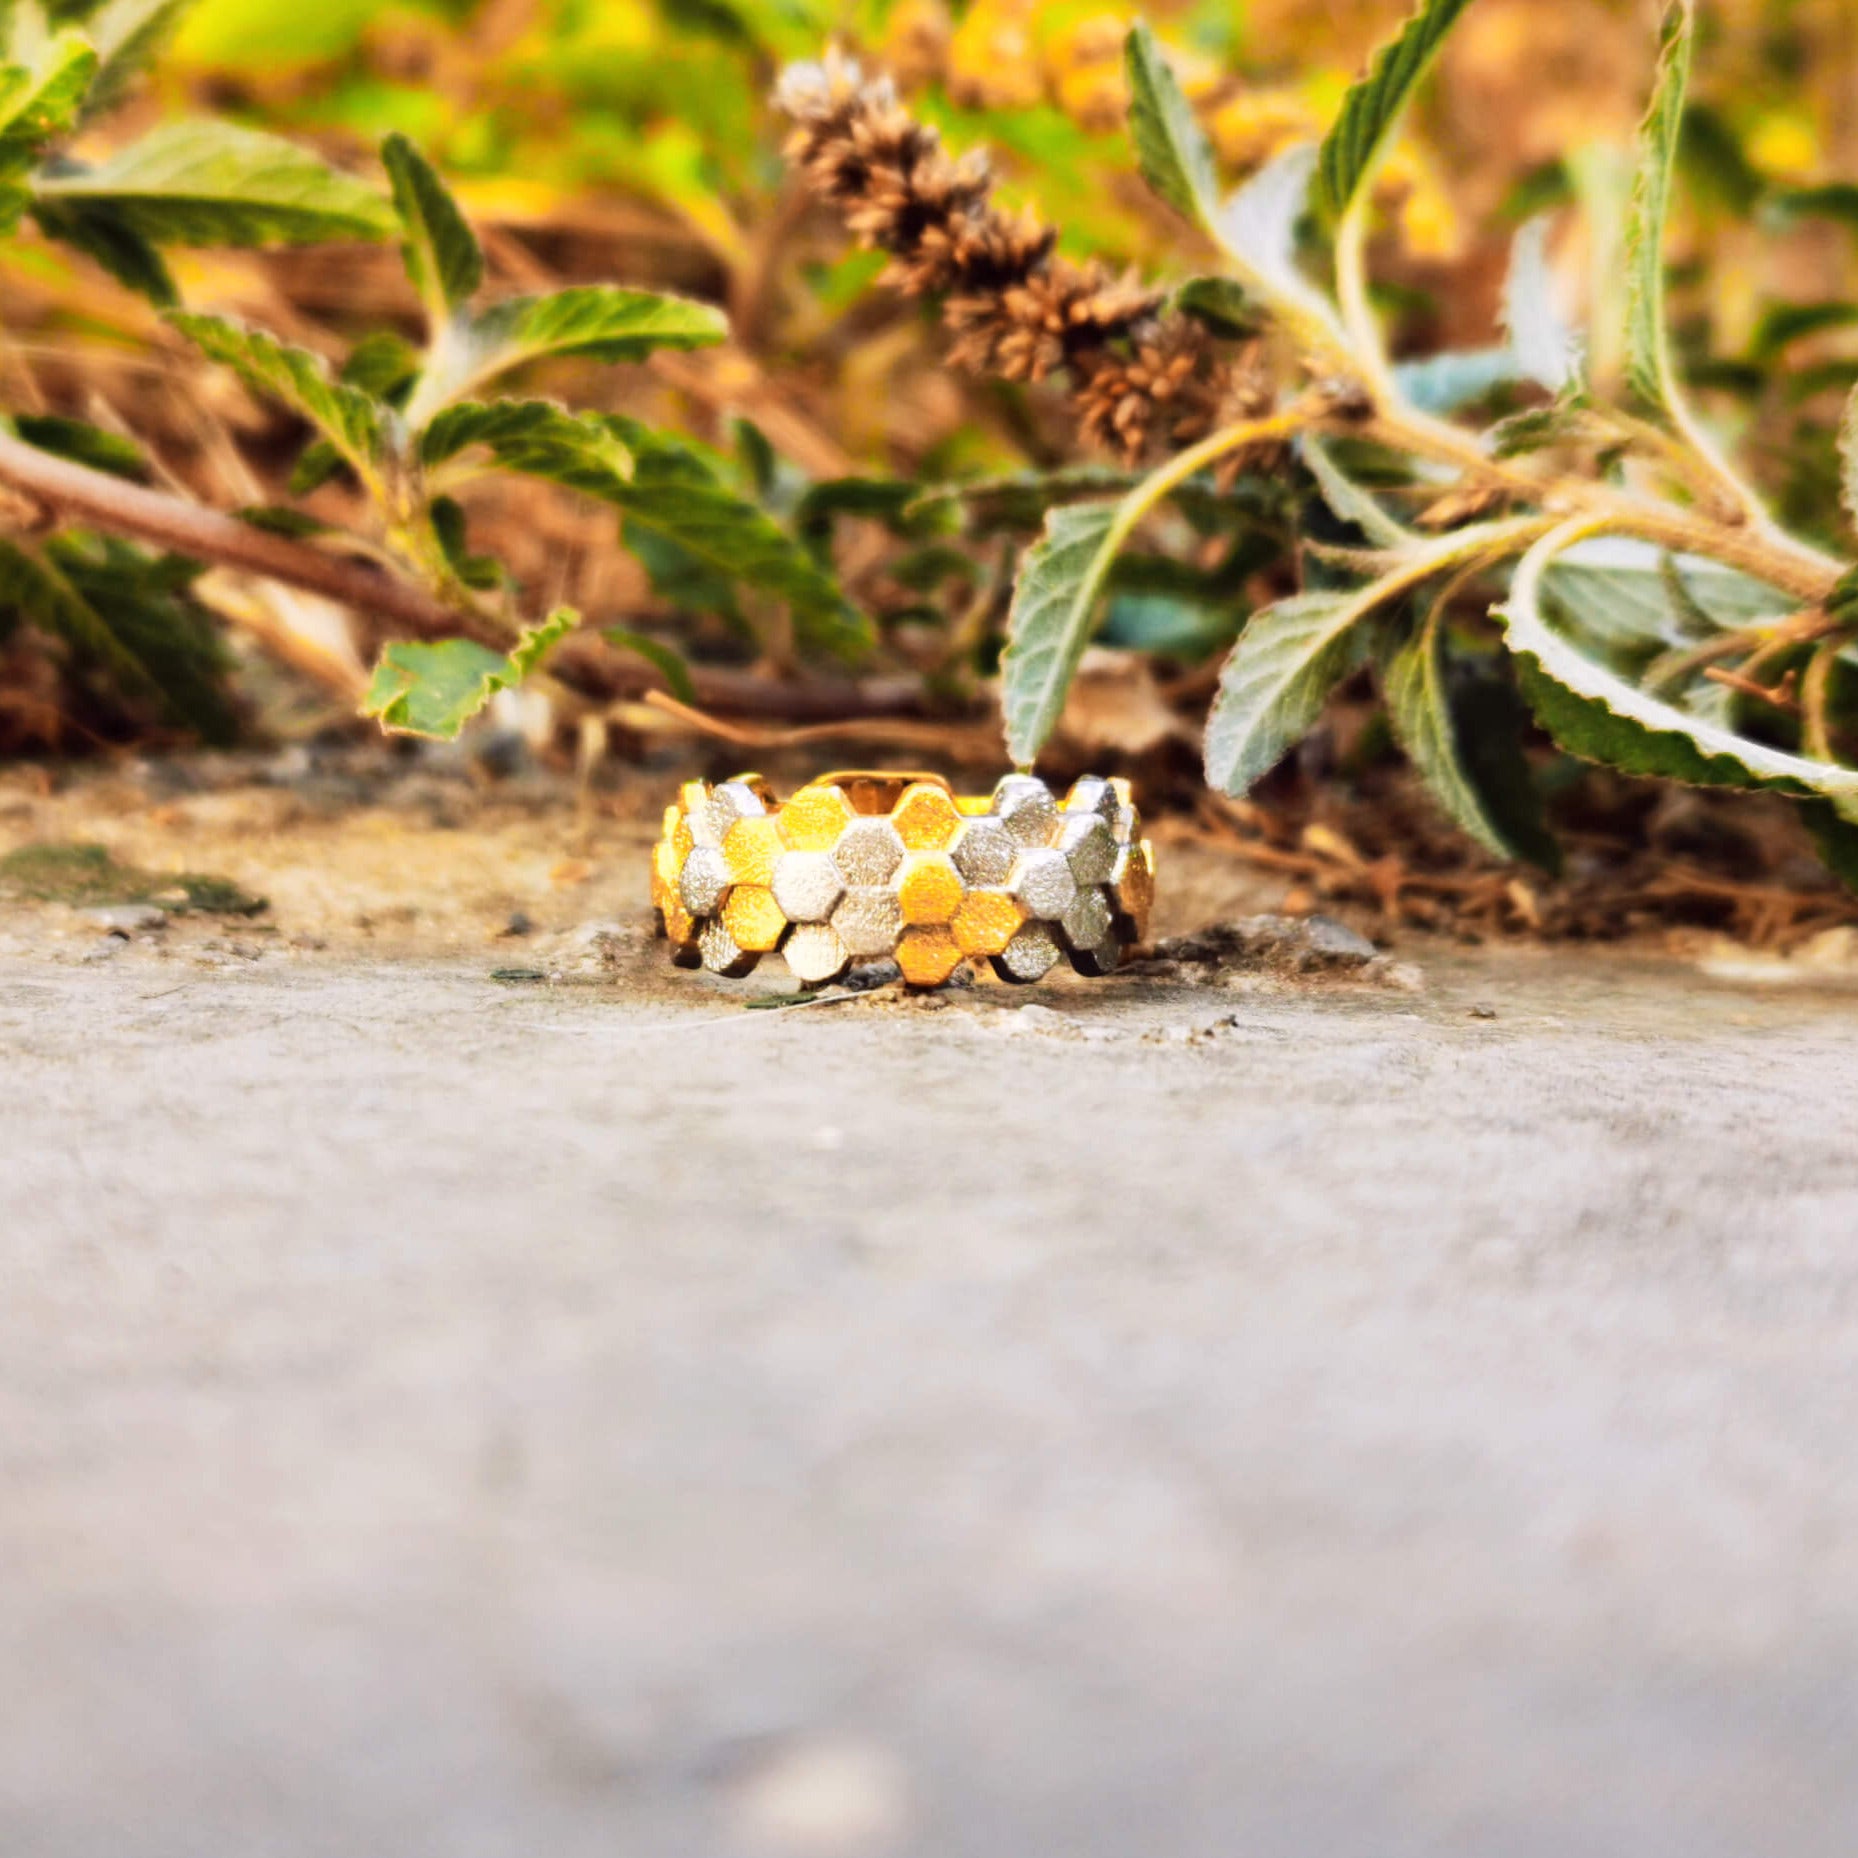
650, 770, 1155, 987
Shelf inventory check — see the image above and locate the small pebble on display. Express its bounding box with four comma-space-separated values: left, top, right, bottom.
83, 904, 167, 934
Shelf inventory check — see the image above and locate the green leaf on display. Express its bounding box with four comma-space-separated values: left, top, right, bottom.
381, 131, 481, 325
1502, 215, 1580, 394
1541, 535, 1788, 653
340, 329, 421, 402
10, 411, 146, 479
168, 312, 385, 484
36, 119, 396, 245
420, 399, 633, 497
1206, 519, 1547, 793
362, 607, 576, 739
1391, 346, 1517, 415
0, 534, 151, 691
1800, 799, 1858, 895
1496, 519, 1858, 800
1210, 141, 1342, 342
428, 497, 502, 590
80, 0, 191, 119
1123, 20, 1216, 228
0, 34, 95, 179
999, 500, 1119, 764
1748, 300, 1858, 363
1174, 275, 1257, 336
288, 438, 344, 496
603, 627, 696, 705
1623, 0, 1693, 411
1316, 0, 1475, 219
1301, 437, 1413, 548
27, 195, 173, 300
1383, 600, 1559, 868
420, 285, 727, 413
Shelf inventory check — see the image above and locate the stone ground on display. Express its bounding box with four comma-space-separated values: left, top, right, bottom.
4, 758, 1858, 1857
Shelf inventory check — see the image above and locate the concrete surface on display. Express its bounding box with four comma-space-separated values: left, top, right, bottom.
3, 948, 1858, 1857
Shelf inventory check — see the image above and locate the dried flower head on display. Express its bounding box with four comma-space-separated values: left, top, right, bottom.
778, 49, 1239, 462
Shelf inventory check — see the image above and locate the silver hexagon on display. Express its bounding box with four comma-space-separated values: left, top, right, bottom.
992, 920, 1061, 983
784, 922, 851, 984
1058, 813, 1117, 886
952, 817, 1015, 887
832, 816, 906, 886
1059, 884, 1114, 954
1009, 846, 1078, 921
691, 779, 766, 849
1063, 776, 1122, 826
678, 845, 732, 916
992, 774, 1057, 847
831, 885, 903, 958
771, 849, 845, 924
698, 915, 758, 976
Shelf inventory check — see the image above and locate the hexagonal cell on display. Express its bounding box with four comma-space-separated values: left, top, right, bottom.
1112, 838, 1155, 940
1009, 846, 1078, 921
650, 834, 681, 915
951, 817, 1015, 888
698, 916, 759, 976
896, 850, 963, 926
693, 779, 767, 850
992, 921, 1061, 984
771, 849, 844, 924
831, 885, 902, 958
1058, 813, 1117, 886
677, 779, 710, 826
949, 887, 1026, 958
1062, 775, 1122, 826
721, 813, 784, 888
896, 926, 965, 988
1067, 932, 1126, 977
784, 922, 850, 985
778, 782, 858, 852
671, 814, 695, 864
1058, 884, 1114, 955
890, 781, 963, 851
832, 817, 905, 887
992, 773, 1057, 847
722, 884, 789, 953
678, 845, 732, 916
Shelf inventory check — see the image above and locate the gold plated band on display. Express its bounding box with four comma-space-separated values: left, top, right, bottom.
651, 770, 1155, 986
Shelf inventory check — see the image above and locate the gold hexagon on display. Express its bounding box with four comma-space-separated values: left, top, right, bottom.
896, 850, 963, 926
1115, 840, 1156, 939
722, 813, 784, 888
662, 896, 700, 949
651, 835, 681, 914
678, 779, 710, 821
722, 883, 789, 953
672, 815, 695, 863
891, 781, 963, 851
779, 782, 859, 852
950, 887, 1027, 957
897, 926, 965, 987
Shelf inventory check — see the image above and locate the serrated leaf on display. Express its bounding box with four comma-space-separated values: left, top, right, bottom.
418, 286, 727, 415
1623, 0, 1692, 411
362, 608, 575, 740
1301, 437, 1413, 548
11, 411, 146, 479
36, 119, 396, 245
603, 627, 695, 705
382, 131, 481, 326
1123, 20, 1216, 227
1211, 141, 1342, 341
428, 497, 502, 590
999, 500, 1119, 764
340, 329, 421, 403
1383, 600, 1559, 868
169, 312, 385, 484
0, 534, 151, 691
420, 399, 633, 498
1203, 590, 1375, 793
1206, 518, 1546, 793
0, 33, 95, 179
1542, 535, 1788, 652
27, 194, 172, 299
1496, 519, 1858, 800
1317, 0, 1475, 219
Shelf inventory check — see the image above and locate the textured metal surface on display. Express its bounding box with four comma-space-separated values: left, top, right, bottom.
782, 921, 850, 983
770, 850, 844, 925
652, 770, 1153, 986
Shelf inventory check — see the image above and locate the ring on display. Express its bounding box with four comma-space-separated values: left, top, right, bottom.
650, 770, 1155, 986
